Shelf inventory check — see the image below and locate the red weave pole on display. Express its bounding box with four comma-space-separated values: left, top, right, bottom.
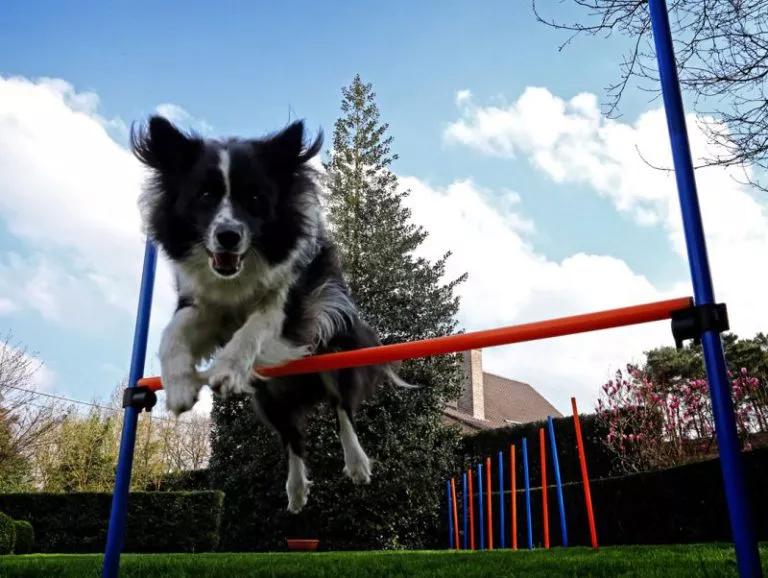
451, 477, 460, 550
138, 297, 692, 391
468, 469, 475, 550
485, 456, 493, 550
572, 397, 598, 550
539, 427, 550, 549
511, 444, 517, 551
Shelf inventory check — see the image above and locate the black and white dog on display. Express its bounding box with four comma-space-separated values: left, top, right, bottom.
130, 115, 415, 513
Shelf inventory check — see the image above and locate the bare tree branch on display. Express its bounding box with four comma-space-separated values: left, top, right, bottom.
532, 0, 768, 190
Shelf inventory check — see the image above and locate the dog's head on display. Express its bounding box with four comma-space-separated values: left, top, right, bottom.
131, 115, 323, 278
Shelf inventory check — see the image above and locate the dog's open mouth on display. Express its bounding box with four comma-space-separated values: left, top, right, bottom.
208, 252, 244, 278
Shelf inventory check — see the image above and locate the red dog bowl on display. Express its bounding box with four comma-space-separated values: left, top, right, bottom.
286, 538, 319, 552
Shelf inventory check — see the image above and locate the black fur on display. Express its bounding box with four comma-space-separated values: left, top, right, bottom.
130, 114, 412, 513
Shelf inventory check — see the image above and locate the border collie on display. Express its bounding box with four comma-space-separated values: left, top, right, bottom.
130, 115, 415, 513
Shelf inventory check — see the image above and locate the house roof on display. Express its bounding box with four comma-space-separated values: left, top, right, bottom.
443, 371, 563, 432
482, 372, 563, 426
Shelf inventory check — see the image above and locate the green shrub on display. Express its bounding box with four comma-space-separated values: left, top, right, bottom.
13, 520, 34, 554
0, 511, 16, 554
0, 491, 224, 553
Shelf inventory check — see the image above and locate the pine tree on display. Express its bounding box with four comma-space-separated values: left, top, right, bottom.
208, 74, 467, 551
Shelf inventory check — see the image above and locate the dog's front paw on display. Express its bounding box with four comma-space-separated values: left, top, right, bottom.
163, 372, 203, 416
208, 355, 254, 399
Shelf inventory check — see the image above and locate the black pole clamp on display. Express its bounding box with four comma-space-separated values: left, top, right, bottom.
122, 385, 158, 412
670, 302, 729, 349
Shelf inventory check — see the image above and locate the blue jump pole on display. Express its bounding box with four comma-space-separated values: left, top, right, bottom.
498, 450, 506, 549
478, 462, 485, 550
648, 2, 762, 577
547, 416, 568, 547
522, 438, 533, 551
102, 240, 157, 578
447, 480, 455, 549
462, 472, 469, 550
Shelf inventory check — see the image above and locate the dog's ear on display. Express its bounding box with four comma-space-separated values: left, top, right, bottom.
130, 115, 202, 173
260, 120, 323, 178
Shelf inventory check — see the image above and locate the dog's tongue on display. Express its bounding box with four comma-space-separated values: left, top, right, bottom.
212, 253, 240, 272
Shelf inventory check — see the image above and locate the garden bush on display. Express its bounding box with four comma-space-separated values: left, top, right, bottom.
13, 520, 34, 554
0, 511, 16, 554
0, 491, 224, 553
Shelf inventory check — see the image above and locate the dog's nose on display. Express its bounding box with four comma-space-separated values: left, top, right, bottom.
215, 224, 243, 251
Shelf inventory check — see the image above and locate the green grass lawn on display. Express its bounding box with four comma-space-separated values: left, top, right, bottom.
1, 544, 766, 577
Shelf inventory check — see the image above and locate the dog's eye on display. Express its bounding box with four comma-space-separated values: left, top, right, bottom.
200, 191, 214, 202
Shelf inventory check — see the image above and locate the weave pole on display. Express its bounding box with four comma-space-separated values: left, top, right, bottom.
539, 427, 550, 549
468, 469, 475, 550
498, 450, 506, 549
485, 456, 493, 550
138, 297, 692, 391
522, 438, 533, 551
548, 416, 568, 547
572, 398, 598, 550
462, 472, 469, 550
478, 462, 485, 550
451, 477, 460, 550
447, 480, 454, 549
511, 444, 517, 551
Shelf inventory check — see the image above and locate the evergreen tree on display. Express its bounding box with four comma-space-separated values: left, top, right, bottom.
208, 74, 467, 550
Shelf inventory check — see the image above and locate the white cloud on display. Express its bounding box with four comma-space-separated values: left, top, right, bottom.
400, 176, 676, 413
155, 103, 213, 135
0, 75, 192, 404
4, 73, 764, 419
431, 87, 768, 412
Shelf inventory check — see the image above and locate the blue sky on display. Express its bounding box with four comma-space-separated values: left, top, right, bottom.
2, 0, 765, 414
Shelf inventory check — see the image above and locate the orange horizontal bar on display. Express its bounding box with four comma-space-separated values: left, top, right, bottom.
138, 296, 692, 392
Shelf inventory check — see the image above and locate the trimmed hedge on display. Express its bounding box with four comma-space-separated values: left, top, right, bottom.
147, 469, 211, 492
13, 520, 34, 554
0, 491, 224, 554
446, 446, 768, 547
0, 511, 15, 554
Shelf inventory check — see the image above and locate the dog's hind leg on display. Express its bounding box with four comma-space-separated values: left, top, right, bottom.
253, 383, 313, 514
323, 370, 373, 485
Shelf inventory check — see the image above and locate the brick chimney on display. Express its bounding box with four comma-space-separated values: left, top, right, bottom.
458, 349, 485, 420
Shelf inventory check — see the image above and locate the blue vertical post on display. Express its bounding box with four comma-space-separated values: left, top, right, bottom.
648, 2, 762, 577
548, 416, 568, 547
477, 463, 485, 550
462, 472, 469, 550
498, 450, 506, 549
447, 480, 455, 549
102, 240, 158, 578
522, 437, 533, 551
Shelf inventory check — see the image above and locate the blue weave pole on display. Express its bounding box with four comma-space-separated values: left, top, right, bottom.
648, 2, 762, 576
522, 438, 533, 550
447, 480, 454, 549
547, 416, 568, 547
102, 240, 157, 578
462, 472, 469, 550
478, 462, 485, 550
498, 450, 506, 549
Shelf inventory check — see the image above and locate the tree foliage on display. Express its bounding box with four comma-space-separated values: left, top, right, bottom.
596, 332, 768, 474
209, 74, 467, 551
532, 0, 768, 191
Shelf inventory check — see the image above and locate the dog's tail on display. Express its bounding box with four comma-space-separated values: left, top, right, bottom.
382, 364, 423, 389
